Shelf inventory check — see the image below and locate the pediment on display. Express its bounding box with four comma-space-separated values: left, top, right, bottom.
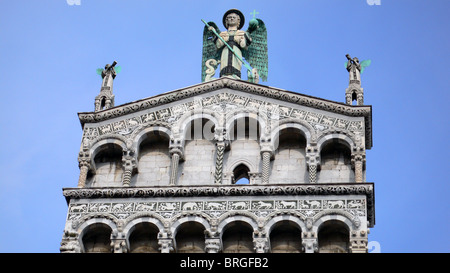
79, 77, 372, 149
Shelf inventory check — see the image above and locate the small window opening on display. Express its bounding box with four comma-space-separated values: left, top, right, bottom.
233, 164, 250, 184
351, 92, 357, 105
100, 97, 106, 110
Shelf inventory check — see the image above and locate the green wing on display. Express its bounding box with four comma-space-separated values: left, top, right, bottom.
201, 22, 221, 82
114, 66, 122, 74
243, 18, 268, 82
360, 59, 371, 74
96, 68, 103, 76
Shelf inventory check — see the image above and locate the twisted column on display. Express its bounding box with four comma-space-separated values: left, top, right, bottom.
351, 148, 366, 183
122, 166, 133, 187
261, 151, 271, 184
308, 164, 317, 184
214, 141, 226, 184
306, 145, 320, 184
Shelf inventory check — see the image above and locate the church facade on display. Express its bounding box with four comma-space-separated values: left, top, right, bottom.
60, 10, 374, 253
60, 77, 374, 253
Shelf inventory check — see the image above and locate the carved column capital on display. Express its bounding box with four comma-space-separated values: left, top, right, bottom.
350, 230, 368, 253
302, 231, 318, 253
253, 232, 269, 253
60, 230, 81, 253
111, 232, 128, 253
205, 238, 221, 253
77, 151, 91, 188
169, 137, 184, 160
158, 231, 174, 253
121, 150, 137, 187
305, 145, 320, 166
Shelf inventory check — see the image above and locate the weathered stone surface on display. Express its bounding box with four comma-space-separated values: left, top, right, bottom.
62, 77, 374, 253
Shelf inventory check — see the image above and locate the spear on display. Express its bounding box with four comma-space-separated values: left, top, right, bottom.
201, 19, 253, 74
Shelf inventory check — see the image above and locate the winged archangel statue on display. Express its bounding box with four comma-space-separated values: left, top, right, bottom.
345, 54, 371, 86
201, 9, 268, 83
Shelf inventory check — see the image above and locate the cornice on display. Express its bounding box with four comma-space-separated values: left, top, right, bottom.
63, 182, 375, 227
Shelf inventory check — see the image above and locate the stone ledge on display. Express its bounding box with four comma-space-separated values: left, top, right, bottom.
63, 182, 374, 226
63, 183, 373, 199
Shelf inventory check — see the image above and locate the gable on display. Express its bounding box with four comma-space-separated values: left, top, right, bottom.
79, 77, 372, 149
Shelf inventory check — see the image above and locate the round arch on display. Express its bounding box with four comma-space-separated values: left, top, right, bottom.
317, 133, 356, 153
314, 215, 353, 253
122, 216, 165, 241
122, 216, 164, 253
170, 215, 211, 236
132, 125, 172, 157
77, 218, 118, 253
264, 215, 306, 235
217, 214, 259, 234
177, 110, 220, 142
225, 110, 266, 141
270, 120, 314, 149
312, 212, 357, 234
89, 138, 127, 170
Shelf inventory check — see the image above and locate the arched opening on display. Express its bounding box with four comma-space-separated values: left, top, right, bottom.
87, 143, 123, 187
82, 223, 112, 253
225, 117, 261, 184
175, 222, 206, 253
222, 221, 254, 253
135, 131, 171, 186
230, 116, 260, 141
100, 97, 106, 110
232, 164, 250, 184
270, 221, 303, 253
318, 220, 350, 253
128, 222, 160, 253
184, 117, 216, 141
178, 118, 216, 185
270, 127, 307, 183
352, 91, 357, 104
318, 140, 354, 183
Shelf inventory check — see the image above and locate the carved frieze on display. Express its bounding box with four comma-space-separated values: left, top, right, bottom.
66, 196, 367, 230
63, 183, 374, 227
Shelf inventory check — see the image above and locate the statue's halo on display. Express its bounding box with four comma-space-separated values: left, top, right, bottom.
222, 9, 245, 30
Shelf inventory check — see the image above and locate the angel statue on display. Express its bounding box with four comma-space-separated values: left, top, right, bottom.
94, 61, 121, 111
96, 61, 121, 91
201, 9, 268, 83
345, 54, 371, 85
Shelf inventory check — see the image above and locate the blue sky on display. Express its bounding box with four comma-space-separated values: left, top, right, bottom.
0, 0, 448, 253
